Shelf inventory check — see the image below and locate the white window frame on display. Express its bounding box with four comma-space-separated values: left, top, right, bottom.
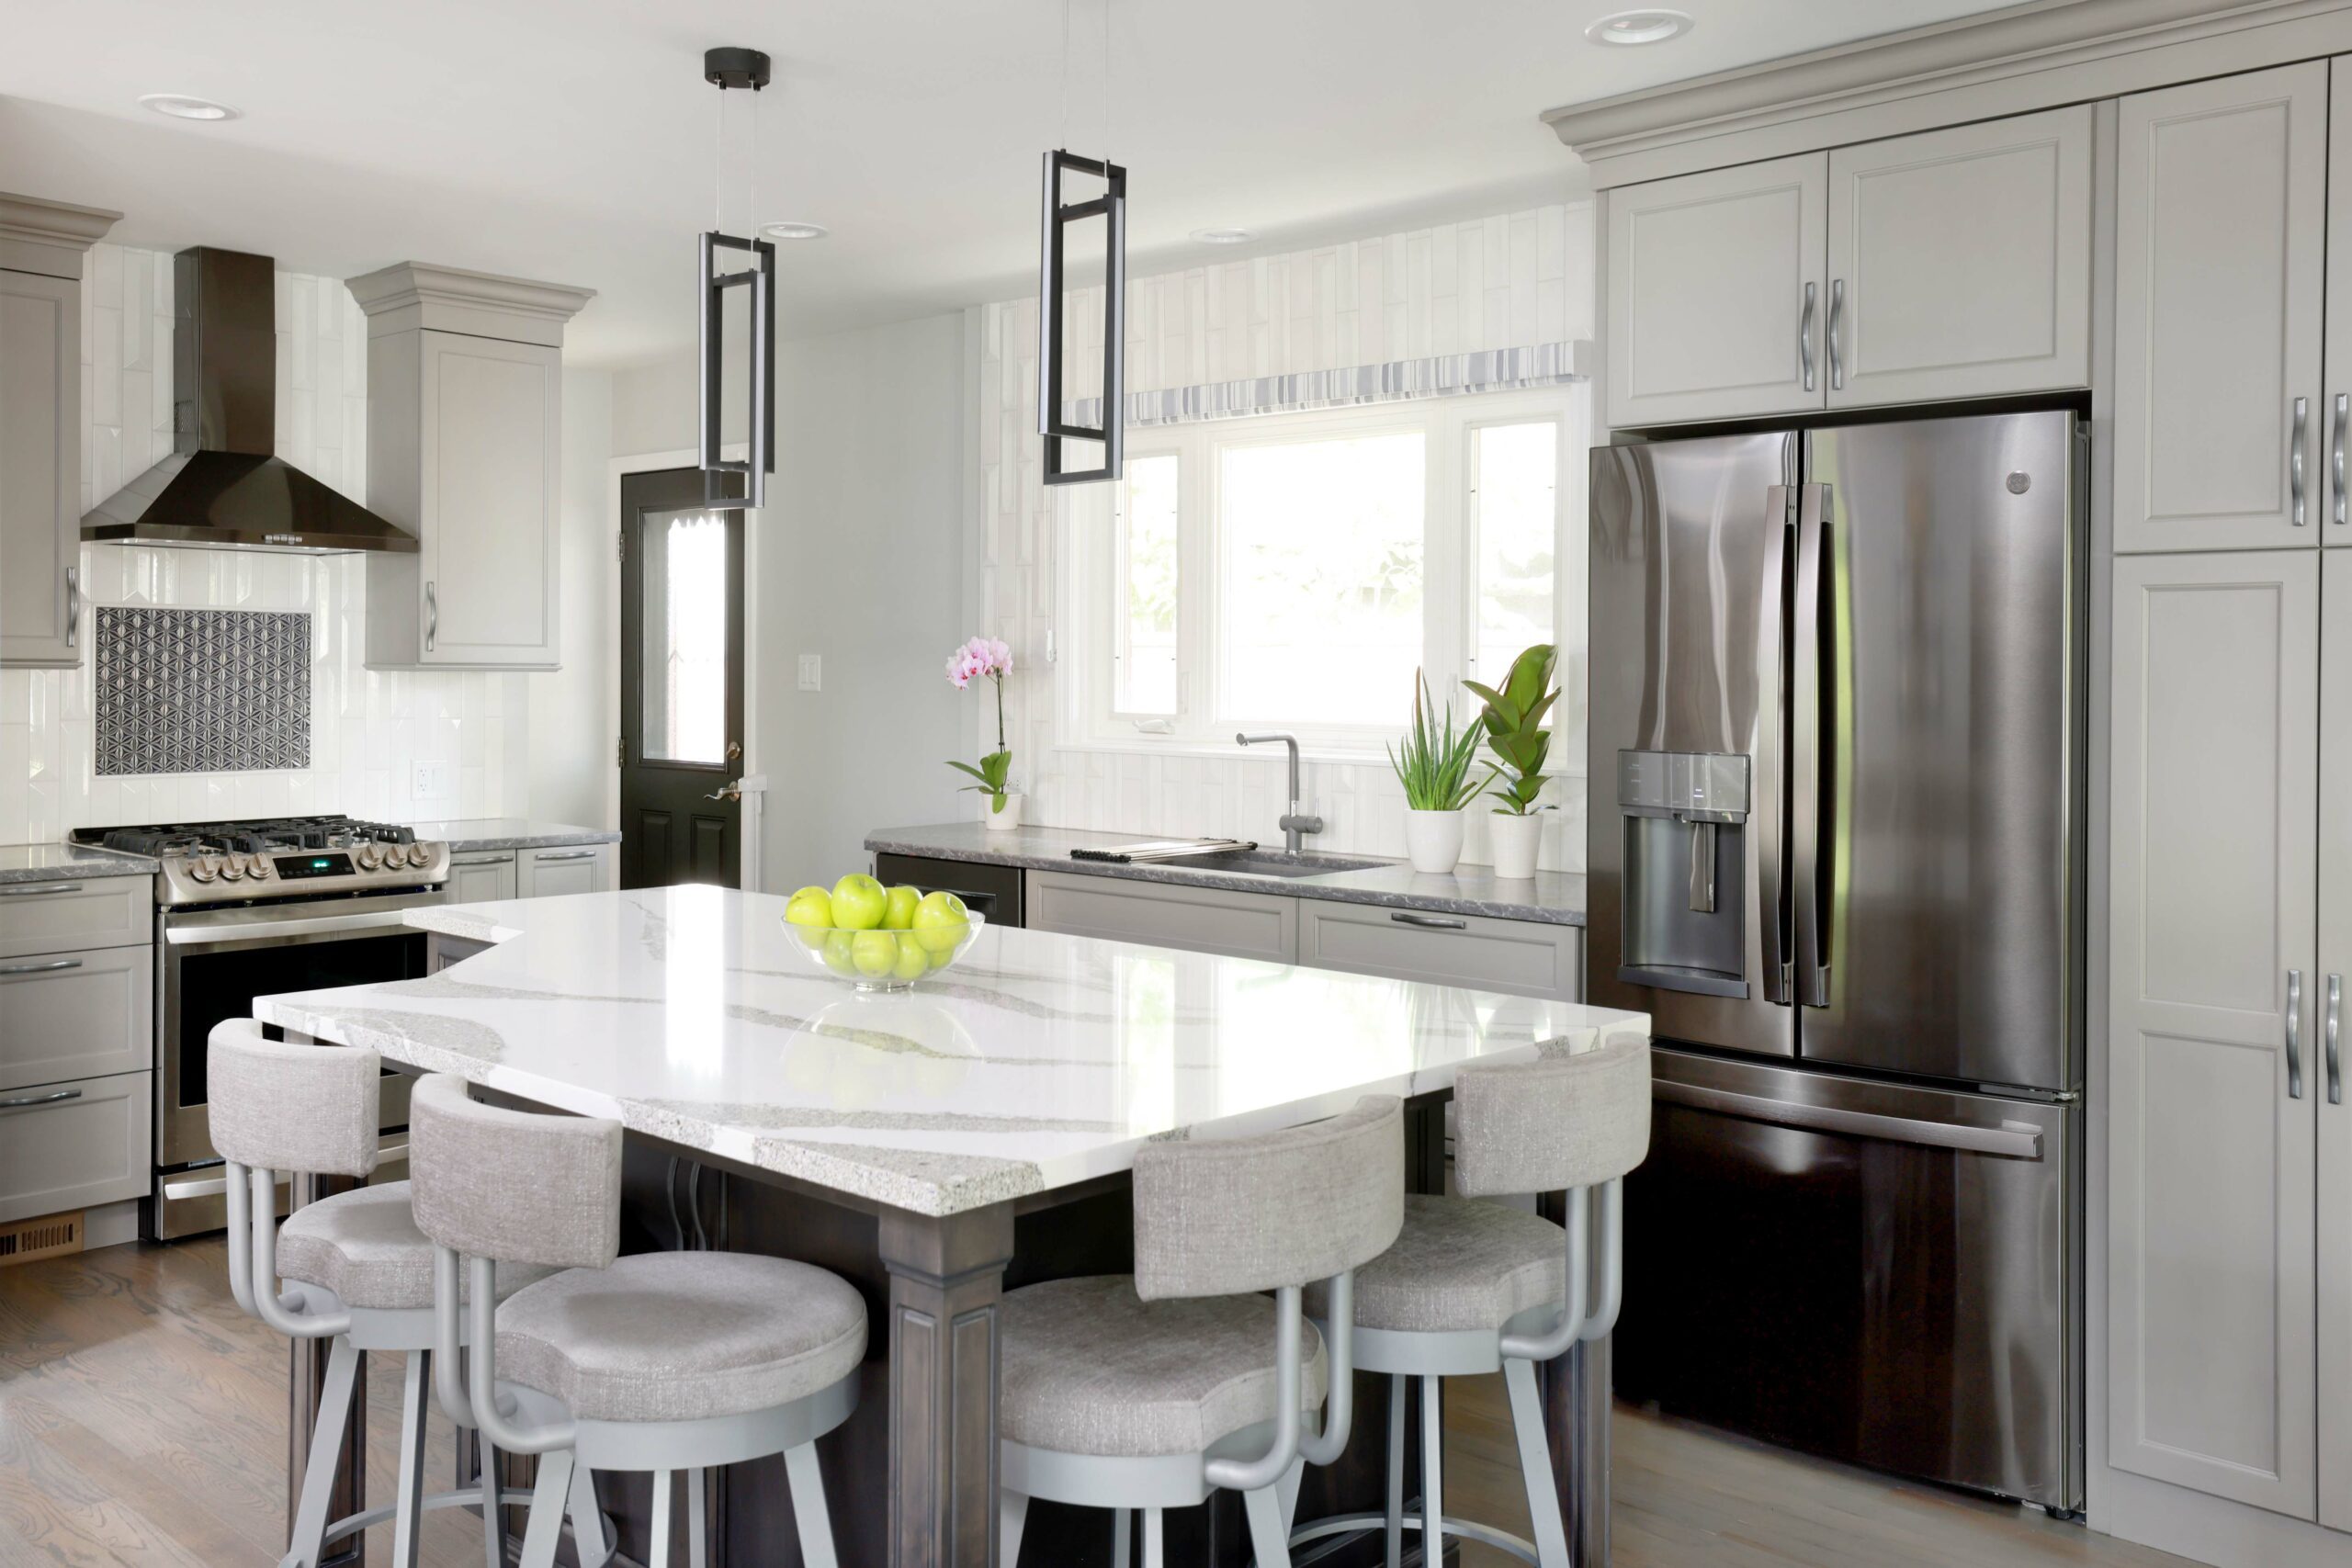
1059, 386, 1583, 767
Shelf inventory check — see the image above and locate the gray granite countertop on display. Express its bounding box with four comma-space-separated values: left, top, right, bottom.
404, 818, 621, 853
0, 842, 159, 885
865, 821, 1586, 928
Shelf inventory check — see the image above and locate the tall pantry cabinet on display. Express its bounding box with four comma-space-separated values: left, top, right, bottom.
2108, 59, 2352, 1539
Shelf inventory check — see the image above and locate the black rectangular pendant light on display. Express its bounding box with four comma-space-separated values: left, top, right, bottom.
697, 230, 775, 509
1037, 149, 1126, 487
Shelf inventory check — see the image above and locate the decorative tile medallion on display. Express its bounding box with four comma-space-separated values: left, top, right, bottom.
95, 607, 311, 775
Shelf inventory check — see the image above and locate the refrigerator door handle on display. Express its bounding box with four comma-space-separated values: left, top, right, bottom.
1758, 485, 1794, 1006
1654, 1078, 2045, 1160
1792, 480, 1833, 1007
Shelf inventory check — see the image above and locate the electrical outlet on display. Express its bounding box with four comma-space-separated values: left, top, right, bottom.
797, 654, 821, 692
412, 761, 452, 799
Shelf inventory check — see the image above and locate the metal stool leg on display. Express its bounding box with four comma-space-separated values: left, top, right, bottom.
1113, 1506, 1130, 1565
1244, 1486, 1291, 1568
650, 1470, 673, 1568
567, 1463, 611, 1568
686, 1468, 707, 1568
783, 1443, 839, 1568
284, 1337, 359, 1568
389, 1350, 432, 1568
1142, 1507, 1165, 1568
1277, 1457, 1304, 1532
1419, 1375, 1444, 1563
1504, 1358, 1572, 1568
515, 1450, 575, 1568
1384, 1373, 1406, 1568
998, 1489, 1029, 1566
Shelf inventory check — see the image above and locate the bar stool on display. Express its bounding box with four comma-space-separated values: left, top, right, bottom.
208, 1019, 610, 1568
405, 1072, 866, 1568
997, 1094, 1405, 1568
1292, 1035, 1650, 1568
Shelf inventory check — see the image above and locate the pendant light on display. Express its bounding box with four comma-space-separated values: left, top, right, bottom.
698, 46, 775, 509
1037, 0, 1126, 487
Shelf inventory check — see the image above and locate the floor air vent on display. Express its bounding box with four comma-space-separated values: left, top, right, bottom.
0, 1212, 84, 1268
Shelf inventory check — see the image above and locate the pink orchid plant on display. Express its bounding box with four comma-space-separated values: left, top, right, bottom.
945, 635, 1016, 813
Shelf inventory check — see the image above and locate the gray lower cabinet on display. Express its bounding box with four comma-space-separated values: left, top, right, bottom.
516, 843, 615, 899
446, 851, 519, 904
1026, 872, 1297, 963
0, 944, 153, 1092
0, 875, 150, 959
1297, 902, 1585, 1002
0, 1070, 151, 1224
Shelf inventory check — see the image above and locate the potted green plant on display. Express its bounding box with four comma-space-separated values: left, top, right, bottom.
1464, 643, 1558, 879
944, 636, 1022, 829
1387, 669, 1486, 874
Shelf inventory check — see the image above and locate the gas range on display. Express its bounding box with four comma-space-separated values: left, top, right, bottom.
69, 814, 451, 907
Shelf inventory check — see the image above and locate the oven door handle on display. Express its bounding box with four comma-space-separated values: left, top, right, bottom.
164, 906, 432, 944
1654, 1079, 2044, 1160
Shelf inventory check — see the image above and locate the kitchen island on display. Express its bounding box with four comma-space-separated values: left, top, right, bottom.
255, 885, 1646, 1566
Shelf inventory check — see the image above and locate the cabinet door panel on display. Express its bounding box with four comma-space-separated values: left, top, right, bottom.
2109, 551, 2318, 1517
1826, 107, 2089, 407
2115, 63, 2327, 552
2322, 62, 2352, 546
0, 269, 78, 665
1605, 153, 1826, 428
419, 331, 560, 665
2319, 552, 2352, 1529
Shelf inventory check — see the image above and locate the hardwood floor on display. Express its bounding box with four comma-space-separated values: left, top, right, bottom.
0, 1240, 2199, 1568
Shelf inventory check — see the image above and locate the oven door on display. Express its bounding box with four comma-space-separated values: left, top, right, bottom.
158, 890, 447, 1170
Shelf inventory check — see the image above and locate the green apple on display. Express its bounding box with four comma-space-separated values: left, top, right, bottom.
929, 942, 960, 971
785, 885, 834, 927
891, 934, 931, 982
831, 874, 888, 931
821, 931, 860, 976
882, 885, 922, 931
851, 930, 899, 978
910, 890, 969, 953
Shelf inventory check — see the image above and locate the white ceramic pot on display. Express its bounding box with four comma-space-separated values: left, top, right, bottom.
1403, 808, 1466, 874
983, 792, 1025, 831
1488, 811, 1544, 880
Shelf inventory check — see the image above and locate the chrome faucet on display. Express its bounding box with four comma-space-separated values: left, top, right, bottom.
1237, 732, 1325, 855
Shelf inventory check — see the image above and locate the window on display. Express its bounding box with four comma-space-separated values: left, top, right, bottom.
639, 509, 729, 763
1070, 388, 1585, 759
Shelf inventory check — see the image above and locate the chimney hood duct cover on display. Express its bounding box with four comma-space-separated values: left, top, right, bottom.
79, 247, 417, 555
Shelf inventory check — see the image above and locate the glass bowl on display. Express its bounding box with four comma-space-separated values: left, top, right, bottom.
783, 912, 987, 991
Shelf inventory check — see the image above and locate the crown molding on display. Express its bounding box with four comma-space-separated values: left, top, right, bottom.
1544, 0, 2352, 186
0, 189, 123, 279
347, 260, 596, 347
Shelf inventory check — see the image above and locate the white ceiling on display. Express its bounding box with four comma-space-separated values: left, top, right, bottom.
0, 0, 2020, 367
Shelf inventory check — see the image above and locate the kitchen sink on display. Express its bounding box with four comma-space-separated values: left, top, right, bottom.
1154, 850, 1385, 879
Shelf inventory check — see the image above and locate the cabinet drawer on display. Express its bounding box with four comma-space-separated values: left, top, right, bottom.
1298, 902, 1583, 1001
1026, 872, 1295, 963
0, 1070, 151, 1224
446, 852, 519, 904
0, 945, 152, 1091
0, 878, 151, 959
516, 844, 613, 899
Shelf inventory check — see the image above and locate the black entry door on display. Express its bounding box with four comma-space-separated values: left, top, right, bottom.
619, 468, 744, 889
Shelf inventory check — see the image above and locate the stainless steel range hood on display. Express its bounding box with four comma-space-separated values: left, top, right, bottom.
80, 247, 417, 555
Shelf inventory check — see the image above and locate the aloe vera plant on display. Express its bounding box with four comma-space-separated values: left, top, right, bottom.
1464, 643, 1558, 816
1387, 669, 1487, 811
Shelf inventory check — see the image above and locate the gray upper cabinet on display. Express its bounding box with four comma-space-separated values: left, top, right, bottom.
2108, 549, 2319, 1518
2115, 62, 2328, 553
350, 263, 593, 670
2324, 62, 2352, 547
1605, 152, 1826, 430
0, 193, 117, 667
1825, 107, 2090, 408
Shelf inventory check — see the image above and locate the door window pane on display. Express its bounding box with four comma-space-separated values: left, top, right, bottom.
1219, 431, 1425, 725
639, 509, 729, 763
1472, 422, 1558, 684
1115, 454, 1180, 715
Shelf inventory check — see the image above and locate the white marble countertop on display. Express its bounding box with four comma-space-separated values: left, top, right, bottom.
403, 818, 621, 852
252, 886, 1645, 1217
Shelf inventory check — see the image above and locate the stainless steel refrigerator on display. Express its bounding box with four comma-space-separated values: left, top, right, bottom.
1589, 409, 2085, 1513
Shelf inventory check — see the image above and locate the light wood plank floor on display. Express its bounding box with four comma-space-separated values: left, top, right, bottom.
0, 1240, 2199, 1568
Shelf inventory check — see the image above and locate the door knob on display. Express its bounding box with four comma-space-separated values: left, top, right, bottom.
706, 780, 743, 803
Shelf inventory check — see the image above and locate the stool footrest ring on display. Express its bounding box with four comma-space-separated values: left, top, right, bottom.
1285, 1509, 1542, 1565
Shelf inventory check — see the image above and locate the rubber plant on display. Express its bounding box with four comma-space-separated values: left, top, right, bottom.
944, 635, 1015, 814
1387, 669, 1487, 811
1464, 643, 1559, 816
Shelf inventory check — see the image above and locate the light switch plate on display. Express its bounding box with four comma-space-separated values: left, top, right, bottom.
797, 654, 821, 692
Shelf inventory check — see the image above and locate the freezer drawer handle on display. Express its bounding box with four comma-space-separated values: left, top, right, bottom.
1653, 1079, 2044, 1160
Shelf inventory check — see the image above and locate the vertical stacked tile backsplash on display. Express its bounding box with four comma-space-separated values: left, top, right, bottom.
975, 203, 1597, 872
0, 243, 527, 846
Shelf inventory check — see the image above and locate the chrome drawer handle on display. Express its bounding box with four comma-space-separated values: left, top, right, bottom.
1389, 911, 1466, 931
534, 849, 597, 863
449, 856, 513, 868
0, 1088, 82, 1110
0, 958, 83, 976
0, 883, 82, 896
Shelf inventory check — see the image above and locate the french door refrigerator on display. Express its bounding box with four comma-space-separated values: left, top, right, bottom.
1589, 409, 2085, 1513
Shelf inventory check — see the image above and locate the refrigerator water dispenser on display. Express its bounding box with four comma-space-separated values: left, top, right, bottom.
1618, 749, 1750, 998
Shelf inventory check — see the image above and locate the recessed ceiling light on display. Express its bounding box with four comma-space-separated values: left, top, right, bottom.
758, 220, 829, 242
1190, 227, 1254, 245
1585, 9, 1693, 46
139, 93, 239, 121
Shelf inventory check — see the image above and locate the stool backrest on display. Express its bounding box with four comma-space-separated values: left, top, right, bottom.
1453, 1033, 1651, 1199
1131, 1094, 1403, 1302
207, 1018, 380, 1178
407, 1074, 622, 1269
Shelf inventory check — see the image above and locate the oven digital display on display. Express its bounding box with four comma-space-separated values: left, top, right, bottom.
274, 852, 356, 880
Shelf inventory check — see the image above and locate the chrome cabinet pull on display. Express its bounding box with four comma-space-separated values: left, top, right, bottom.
0, 882, 82, 897
1389, 911, 1467, 931
0, 957, 82, 976
2334, 394, 2347, 526
1827, 279, 1845, 391
2288, 968, 2305, 1100
448, 856, 513, 868
0, 1088, 81, 1111
2329, 974, 2343, 1106
1799, 282, 1816, 392
534, 849, 597, 863
424, 581, 438, 652
63, 566, 79, 650
2292, 397, 2310, 525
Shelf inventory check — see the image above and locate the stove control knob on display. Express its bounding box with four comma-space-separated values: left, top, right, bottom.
356, 845, 382, 870
188, 857, 218, 884
247, 856, 273, 880
219, 857, 245, 881
406, 843, 434, 868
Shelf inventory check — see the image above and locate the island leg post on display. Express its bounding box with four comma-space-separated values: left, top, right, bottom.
878, 1201, 1015, 1568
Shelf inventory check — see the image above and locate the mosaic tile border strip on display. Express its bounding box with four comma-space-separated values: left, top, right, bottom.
95, 606, 312, 775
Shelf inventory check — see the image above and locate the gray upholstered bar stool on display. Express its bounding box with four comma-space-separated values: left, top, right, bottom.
1293, 1035, 1650, 1568
997, 1094, 1405, 1568
406, 1072, 867, 1568
208, 1019, 609, 1568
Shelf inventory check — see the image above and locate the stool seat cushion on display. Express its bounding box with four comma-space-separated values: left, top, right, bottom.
998, 1275, 1329, 1458
1308, 1194, 1566, 1334
276, 1182, 553, 1310
492, 1251, 867, 1425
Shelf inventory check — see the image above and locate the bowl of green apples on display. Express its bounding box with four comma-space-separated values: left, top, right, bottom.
783, 874, 986, 991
